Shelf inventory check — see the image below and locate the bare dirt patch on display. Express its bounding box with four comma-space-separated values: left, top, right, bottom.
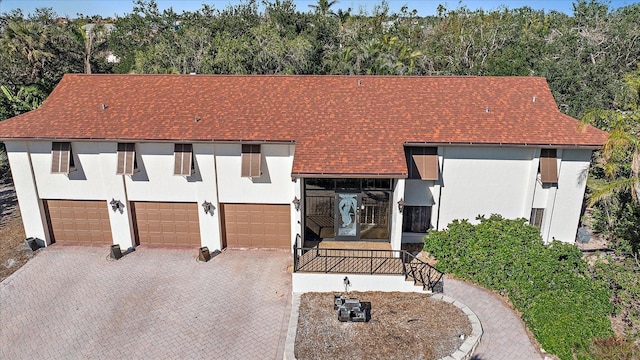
0, 178, 33, 282
295, 291, 471, 360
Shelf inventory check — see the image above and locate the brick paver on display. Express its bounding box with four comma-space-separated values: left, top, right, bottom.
443, 276, 543, 360
1, 246, 292, 360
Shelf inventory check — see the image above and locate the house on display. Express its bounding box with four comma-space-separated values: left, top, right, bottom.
0, 75, 607, 265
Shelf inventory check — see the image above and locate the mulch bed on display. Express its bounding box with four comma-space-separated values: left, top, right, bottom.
295, 291, 471, 360
0, 214, 31, 282
0, 178, 33, 282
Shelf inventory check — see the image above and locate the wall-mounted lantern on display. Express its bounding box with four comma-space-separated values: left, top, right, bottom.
110, 199, 124, 212
397, 198, 405, 214
292, 196, 301, 211
201, 201, 215, 215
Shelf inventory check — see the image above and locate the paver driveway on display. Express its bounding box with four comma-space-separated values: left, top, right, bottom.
1, 246, 292, 360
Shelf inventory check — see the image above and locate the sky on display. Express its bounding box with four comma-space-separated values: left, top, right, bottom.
1, 0, 637, 18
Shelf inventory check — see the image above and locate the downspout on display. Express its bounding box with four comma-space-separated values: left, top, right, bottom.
544, 153, 562, 243
212, 144, 223, 248
435, 153, 445, 230
545, 189, 558, 243
121, 172, 135, 247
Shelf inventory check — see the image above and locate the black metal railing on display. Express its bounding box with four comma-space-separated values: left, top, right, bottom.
292, 243, 444, 292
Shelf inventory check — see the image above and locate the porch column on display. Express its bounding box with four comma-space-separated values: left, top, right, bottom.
5, 141, 50, 244
390, 178, 405, 251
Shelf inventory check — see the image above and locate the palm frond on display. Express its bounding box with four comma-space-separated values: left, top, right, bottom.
588, 177, 639, 207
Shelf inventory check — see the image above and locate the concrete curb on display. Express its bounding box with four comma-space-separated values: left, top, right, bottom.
431, 293, 483, 360
283, 293, 301, 360
283, 292, 482, 360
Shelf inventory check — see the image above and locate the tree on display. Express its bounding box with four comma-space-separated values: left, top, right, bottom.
308, 0, 338, 17
0, 18, 54, 82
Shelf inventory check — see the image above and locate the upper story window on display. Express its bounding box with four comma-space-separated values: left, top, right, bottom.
405, 146, 439, 180
174, 144, 194, 176
241, 144, 261, 178
51, 142, 75, 174
116, 143, 137, 175
539, 149, 558, 184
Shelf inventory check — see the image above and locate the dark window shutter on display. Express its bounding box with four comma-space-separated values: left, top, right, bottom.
406, 147, 438, 180
241, 144, 261, 177
117, 143, 136, 175
174, 144, 193, 176
51, 142, 71, 174
539, 149, 558, 184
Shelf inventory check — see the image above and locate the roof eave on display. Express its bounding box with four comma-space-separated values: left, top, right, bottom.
403, 141, 604, 149
291, 172, 406, 179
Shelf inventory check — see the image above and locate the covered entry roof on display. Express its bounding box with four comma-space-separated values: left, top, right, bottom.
0, 75, 608, 177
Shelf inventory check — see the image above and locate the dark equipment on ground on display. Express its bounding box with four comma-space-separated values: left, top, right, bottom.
334, 295, 371, 322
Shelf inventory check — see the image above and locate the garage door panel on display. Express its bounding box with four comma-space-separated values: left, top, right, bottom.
133, 202, 200, 247
223, 204, 290, 249
46, 200, 113, 246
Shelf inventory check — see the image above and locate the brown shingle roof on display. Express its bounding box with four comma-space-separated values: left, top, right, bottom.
0, 74, 608, 176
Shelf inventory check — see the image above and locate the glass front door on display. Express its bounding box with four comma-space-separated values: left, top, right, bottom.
334, 192, 361, 240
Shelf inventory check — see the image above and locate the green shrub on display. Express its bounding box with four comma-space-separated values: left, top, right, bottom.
424, 214, 613, 360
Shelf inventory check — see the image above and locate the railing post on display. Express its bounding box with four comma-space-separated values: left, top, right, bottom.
370, 251, 374, 274
292, 242, 297, 272
324, 248, 328, 273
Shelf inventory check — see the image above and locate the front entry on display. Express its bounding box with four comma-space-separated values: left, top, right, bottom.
335, 192, 361, 240
304, 178, 391, 242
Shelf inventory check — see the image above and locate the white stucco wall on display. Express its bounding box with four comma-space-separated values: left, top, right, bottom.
437, 146, 536, 228
292, 273, 429, 293
5, 139, 592, 251
4, 141, 50, 244
390, 179, 405, 250
409, 146, 592, 244
545, 149, 591, 242
6, 140, 296, 250
215, 144, 295, 204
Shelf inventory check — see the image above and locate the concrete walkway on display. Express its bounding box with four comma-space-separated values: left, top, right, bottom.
443, 276, 544, 360
1, 247, 292, 360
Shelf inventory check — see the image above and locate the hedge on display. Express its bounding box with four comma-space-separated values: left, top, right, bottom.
424, 214, 612, 359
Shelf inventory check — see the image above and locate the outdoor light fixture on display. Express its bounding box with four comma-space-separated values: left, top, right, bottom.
110, 199, 123, 212
397, 198, 405, 213
292, 196, 301, 211
201, 201, 215, 215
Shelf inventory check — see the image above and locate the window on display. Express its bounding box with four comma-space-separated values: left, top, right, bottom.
406, 147, 439, 180
174, 144, 193, 176
539, 149, 558, 184
51, 142, 75, 174
530, 208, 544, 229
402, 206, 432, 232
241, 144, 261, 178
116, 143, 137, 175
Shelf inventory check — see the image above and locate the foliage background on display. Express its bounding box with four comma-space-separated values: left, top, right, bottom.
2, 0, 640, 356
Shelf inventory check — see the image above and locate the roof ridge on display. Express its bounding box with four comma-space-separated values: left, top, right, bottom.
62, 73, 547, 79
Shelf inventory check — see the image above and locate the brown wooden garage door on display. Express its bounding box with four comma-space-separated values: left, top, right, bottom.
222, 204, 290, 249
132, 202, 201, 247
45, 200, 113, 246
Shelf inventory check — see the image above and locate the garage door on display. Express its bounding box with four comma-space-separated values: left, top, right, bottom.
222, 204, 290, 249
45, 200, 113, 246
132, 202, 201, 247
